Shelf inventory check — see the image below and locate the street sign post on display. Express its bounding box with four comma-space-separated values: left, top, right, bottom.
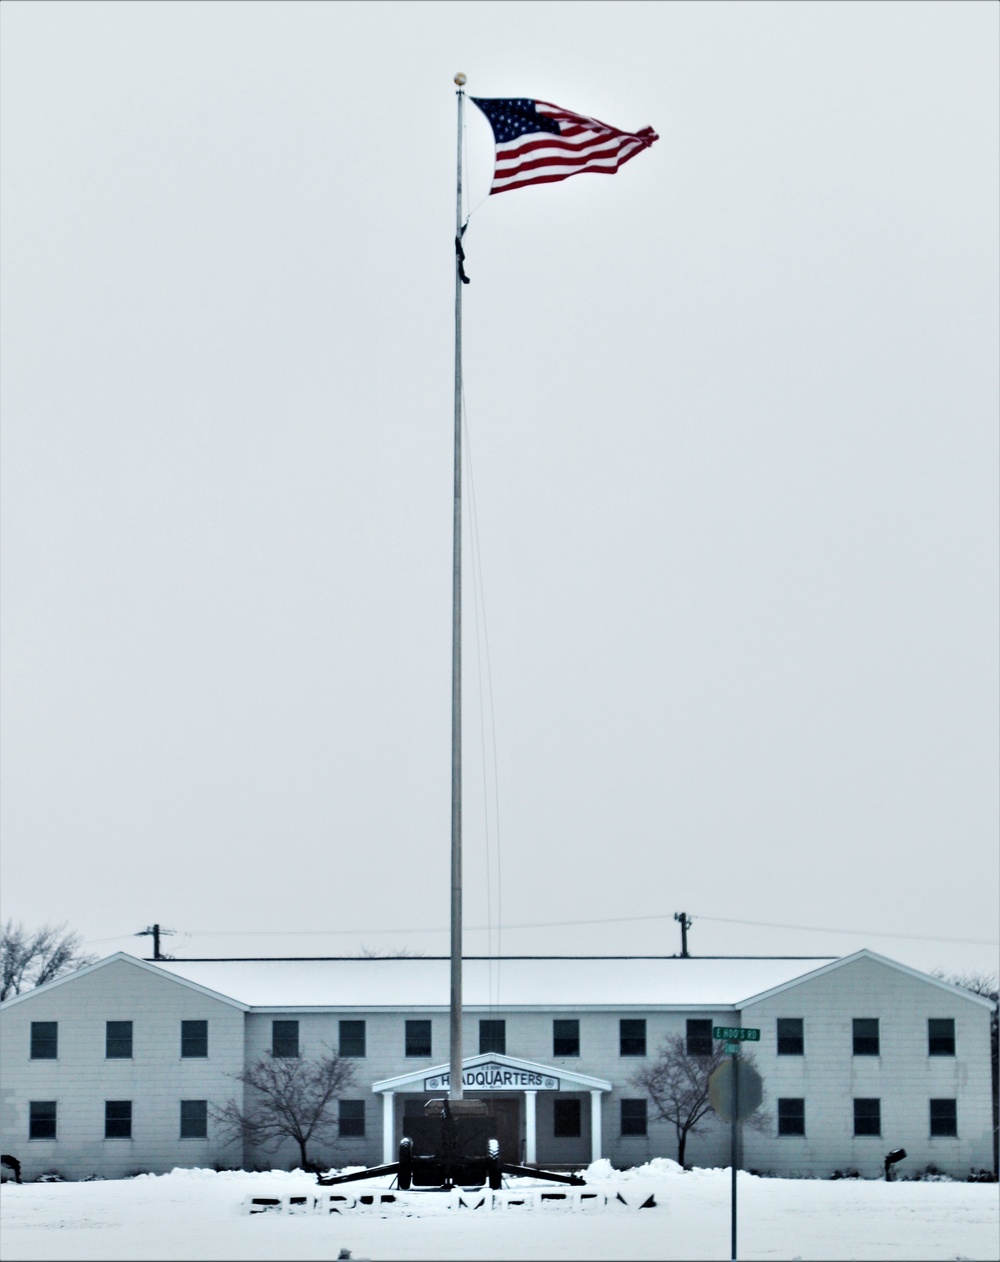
710, 1026, 761, 1262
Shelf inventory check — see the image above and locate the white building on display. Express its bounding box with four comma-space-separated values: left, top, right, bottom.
0, 949, 993, 1182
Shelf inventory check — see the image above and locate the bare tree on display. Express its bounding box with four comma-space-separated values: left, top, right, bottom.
210, 1048, 356, 1171
631, 1035, 770, 1168
0, 920, 97, 1002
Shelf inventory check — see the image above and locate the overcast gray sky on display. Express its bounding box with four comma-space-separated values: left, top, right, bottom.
1, 1, 997, 980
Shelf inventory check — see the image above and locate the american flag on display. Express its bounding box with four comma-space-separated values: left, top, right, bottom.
470, 97, 658, 196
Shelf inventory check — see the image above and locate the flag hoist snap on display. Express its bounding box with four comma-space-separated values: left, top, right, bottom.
470, 97, 658, 195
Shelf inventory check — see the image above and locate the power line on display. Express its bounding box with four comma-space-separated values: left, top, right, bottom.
152, 954, 839, 963
86, 913, 998, 949
691, 915, 998, 947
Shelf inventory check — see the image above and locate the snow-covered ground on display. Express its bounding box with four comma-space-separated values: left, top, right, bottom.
1, 1160, 997, 1261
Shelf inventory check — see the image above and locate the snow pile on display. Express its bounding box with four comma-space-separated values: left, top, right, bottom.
581, 1157, 617, 1181
1, 1164, 997, 1261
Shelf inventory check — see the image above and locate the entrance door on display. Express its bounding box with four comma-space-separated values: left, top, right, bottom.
483, 1097, 521, 1163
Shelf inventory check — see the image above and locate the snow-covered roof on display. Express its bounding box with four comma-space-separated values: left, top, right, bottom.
153, 956, 837, 1010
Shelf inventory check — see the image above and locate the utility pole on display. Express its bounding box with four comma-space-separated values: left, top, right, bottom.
674, 911, 692, 958
135, 924, 174, 961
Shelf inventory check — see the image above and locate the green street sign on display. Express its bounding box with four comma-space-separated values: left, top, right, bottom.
713, 1026, 760, 1042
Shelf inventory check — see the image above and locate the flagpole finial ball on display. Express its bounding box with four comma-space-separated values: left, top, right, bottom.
454, 73, 467, 86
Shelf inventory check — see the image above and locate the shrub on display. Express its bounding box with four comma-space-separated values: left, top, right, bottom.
902, 1163, 954, 1182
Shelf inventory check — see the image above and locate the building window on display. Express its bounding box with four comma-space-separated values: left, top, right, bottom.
479, 1019, 505, 1055
686, 1019, 713, 1057
181, 1020, 208, 1059
339, 1100, 365, 1138
620, 1098, 647, 1137
852, 1018, 879, 1056
106, 1021, 133, 1059
930, 1098, 957, 1137
30, 1021, 58, 1060
853, 1098, 880, 1137
777, 1097, 805, 1136
272, 1020, 299, 1058
928, 1019, 955, 1057
29, 1101, 57, 1140
339, 1020, 366, 1058
553, 1019, 580, 1058
619, 1019, 646, 1057
180, 1100, 208, 1139
776, 1018, 804, 1056
405, 1020, 432, 1058
105, 1100, 132, 1139
553, 1098, 581, 1138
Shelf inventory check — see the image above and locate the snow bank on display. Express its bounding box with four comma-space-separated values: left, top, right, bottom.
0, 1164, 997, 1261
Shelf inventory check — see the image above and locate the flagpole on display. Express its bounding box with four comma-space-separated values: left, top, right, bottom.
449, 71, 467, 1104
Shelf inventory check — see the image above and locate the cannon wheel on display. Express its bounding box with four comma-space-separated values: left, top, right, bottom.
486, 1138, 502, 1190
398, 1137, 413, 1190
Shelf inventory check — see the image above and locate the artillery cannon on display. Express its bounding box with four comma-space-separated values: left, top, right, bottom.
317, 1098, 585, 1192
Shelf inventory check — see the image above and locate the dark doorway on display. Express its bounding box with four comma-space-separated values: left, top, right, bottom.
481, 1096, 521, 1163
399, 1095, 521, 1164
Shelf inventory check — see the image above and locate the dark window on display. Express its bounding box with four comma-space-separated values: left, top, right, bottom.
479, 1019, 505, 1055
853, 1098, 880, 1136
930, 1098, 957, 1137
619, 1019, 646, 1057
272, 1020, 299, 1058
30, 1021, 58, 1060
620, 1098, 647, 1136
553, 1098, 581, 1138
106, 1021, 133, 1059
339, 1020, 366, 1058
852, 1018, 879, 1056
180, 1099, 208, 1139
339, 1100, 365, 1138
405, 1020, 432, 1058
776, 1018, 804, 1056
553, 1019, 580, 1058
105, 1100, 132, 1139
29, 1100, 57, 1140
686, 1018, 713, 1057
777, 1097, 805, 1136
181, 1020, 208, 1059
928, 1019, 955, 1057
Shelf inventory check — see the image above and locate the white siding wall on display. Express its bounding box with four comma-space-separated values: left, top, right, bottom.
2, 953, 991, 1181
740, 956, 994, 1178
0, 959, 245, 1180
239, 1006, 738, 1171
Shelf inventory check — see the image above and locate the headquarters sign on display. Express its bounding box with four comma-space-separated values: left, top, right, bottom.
424, 1062, 560, 1092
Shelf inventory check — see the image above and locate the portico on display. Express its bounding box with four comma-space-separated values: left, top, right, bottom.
373, 1052, 612, 1166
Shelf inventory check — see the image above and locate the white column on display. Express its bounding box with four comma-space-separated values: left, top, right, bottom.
590, 1090, 603, 1162
524, 1090, 537, 1165
382, 1092, 395, 1164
